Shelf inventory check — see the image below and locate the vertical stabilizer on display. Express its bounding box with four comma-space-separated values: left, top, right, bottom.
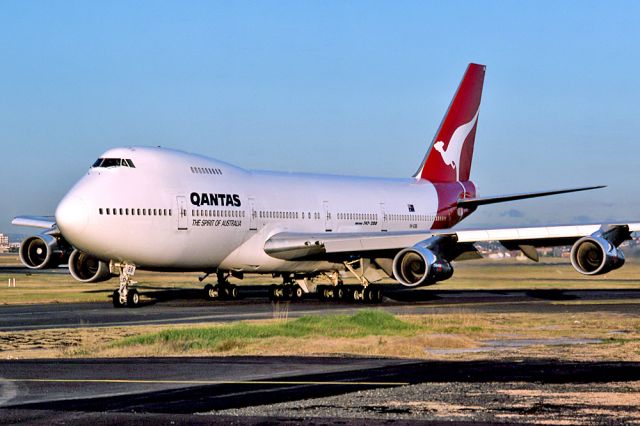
414, 63, 485, 182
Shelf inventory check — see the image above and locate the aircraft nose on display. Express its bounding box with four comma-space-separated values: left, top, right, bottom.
55, 192, 88, 239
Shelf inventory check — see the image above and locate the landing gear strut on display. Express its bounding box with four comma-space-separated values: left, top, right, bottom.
203, 271, 240, 301
112, 263, 140, 308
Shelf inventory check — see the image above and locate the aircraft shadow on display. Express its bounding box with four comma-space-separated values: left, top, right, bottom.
7, 358, 640, 414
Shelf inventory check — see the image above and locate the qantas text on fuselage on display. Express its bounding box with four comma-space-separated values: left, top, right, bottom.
13, 63, 639, 307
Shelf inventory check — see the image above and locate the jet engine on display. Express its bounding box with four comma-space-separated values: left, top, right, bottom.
392, 245, 453, 287
570, 236, 625, 275
68, 249, 112, 283
19, 234, 71, 269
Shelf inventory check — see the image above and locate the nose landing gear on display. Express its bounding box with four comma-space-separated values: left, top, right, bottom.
112, 263, 140, 308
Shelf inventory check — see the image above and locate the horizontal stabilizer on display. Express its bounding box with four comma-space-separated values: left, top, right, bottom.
457, 185, 605, 209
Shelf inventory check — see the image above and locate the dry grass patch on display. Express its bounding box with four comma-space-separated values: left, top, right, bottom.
2, 310, 639, 361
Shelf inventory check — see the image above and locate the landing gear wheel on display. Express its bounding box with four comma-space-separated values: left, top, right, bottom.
364, 287, 373, 303
268, 284, 278, 301
292, 285, 304, 300
204, 284, 218, 300
228, 285, 239, 299
282, 285, 292, 300
336, 285, 346, 301
126, 289, 140, 307
352, 286, 363, 302
269, 285, 287, 301
112, 290, 124, 308
372, 286, 384, 303
317, 284, 326, 301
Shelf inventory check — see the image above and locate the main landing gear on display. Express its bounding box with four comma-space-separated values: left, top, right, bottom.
203, 271, 240, 301
268, 275, 308, 302
112, 263, 140, 308
316, 266, 384, 304
316, 284, 384, 304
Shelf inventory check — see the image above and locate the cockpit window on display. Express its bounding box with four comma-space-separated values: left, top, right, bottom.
92, 158, 136, 168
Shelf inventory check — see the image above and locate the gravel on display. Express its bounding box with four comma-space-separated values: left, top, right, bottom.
209, 380, 640, 424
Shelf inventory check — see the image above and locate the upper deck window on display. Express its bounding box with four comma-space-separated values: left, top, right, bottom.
92, 158, 136, 168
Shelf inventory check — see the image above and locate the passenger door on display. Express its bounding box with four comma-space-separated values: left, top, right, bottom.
176, 196, 188, 230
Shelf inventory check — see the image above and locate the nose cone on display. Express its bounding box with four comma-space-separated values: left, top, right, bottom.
55, 193, 88, 242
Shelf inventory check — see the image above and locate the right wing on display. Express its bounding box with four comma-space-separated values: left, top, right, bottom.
265, 222, 640, 264
12, 215, 57, 230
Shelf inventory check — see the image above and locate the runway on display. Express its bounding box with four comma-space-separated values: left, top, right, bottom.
1, 287, 639, 331
1, 357, 639, 424
1, 284, 640, 423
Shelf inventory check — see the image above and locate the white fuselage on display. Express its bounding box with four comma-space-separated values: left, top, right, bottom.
55, 147, 464, 274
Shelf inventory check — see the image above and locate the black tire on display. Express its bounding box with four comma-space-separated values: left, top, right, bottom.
204, 284, 217, 300
352, 287, 362, 302
364, 287, 373, 303
375, 287, 384, 303
336, 285, 346, 301
126, 289, 140, 307
317, 285, 326, 301
229, 285, 239, 299
268, 284, 278, 301
293, 285, 304, 300
112, 290, 124, 308
283, 285, 293, 300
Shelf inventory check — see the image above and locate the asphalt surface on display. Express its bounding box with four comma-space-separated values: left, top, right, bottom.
1, 268, 640, 424
1, 357, 639, 424
1, 286, 640, 331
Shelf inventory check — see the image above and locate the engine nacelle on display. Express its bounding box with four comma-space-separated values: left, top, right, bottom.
19, 234, 70, 269
68, 249, 112, 283
570, 236, 625, 275
392, 246, 453, 287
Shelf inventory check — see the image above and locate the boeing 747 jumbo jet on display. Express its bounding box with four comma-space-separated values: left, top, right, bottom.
13, 63, 640, 307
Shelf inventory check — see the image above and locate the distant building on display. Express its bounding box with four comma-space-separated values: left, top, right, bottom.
0, 233, 8, 253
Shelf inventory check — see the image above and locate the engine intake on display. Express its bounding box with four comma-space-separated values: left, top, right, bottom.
68, 249, 112, 283
392, 246, 453, 287
19, 234, 70, 269
570, 236, 625, 275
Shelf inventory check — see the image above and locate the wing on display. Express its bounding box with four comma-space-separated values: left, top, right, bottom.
265, 222, 640, 262
12, 215, 57, 229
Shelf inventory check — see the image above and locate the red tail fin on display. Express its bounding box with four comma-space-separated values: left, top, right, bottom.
414, 63, 485, 182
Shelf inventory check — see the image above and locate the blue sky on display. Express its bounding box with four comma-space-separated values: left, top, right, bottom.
2, 1, 640, 236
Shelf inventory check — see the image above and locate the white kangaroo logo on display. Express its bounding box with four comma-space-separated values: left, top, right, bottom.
433, 109, 479, 181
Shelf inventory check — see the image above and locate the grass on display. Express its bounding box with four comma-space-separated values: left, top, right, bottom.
117, 310, 418, 352
2, 310, 640, 360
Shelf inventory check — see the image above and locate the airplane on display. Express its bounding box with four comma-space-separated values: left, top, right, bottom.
12, 63, 639, 308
